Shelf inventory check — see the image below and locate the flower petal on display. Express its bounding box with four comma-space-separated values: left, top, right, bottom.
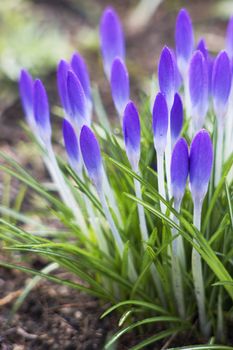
33, 79, 51, 144
152, 92, 168, 154
100, 7, 125, 79
189, 129, 213, 201
123, 100, 141, 170
110, 57, 130, 117
171, 137, 189, 202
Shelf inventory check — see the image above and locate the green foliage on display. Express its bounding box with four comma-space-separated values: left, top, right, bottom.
0, 93, 233, 348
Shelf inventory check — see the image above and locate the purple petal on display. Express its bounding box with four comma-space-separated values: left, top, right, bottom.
33, 79, 51, 143
71, 52, 92, 106
123, 101, 141, 170
80, 125, 103, 188
175, 8, 194, 76
100, 7, 125, 79
158, 46, 176, 109
67, 70, 88, 129
63, 119, 81, 172
196, 38, 208, 60
171, 138, 189, 202
226, 16, 233, 60
57, 59, 72, 117
152, 92, 168, 154
110, 57, 130, 116
189, 50, 209, 130
170, 93, 183, 146
190, 129, 213, 201
208, 56, 214, 96
212, 51, 232, 119
19, 69, 34, 125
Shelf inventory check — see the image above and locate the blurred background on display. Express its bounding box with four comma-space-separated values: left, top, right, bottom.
0, 0, 232, 144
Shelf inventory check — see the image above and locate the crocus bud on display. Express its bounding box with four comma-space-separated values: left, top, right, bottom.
171, 138, 189, 203
158, 46, 176, 110
170, 93, 183, 147
33, 79, 51, 144
110, 57, 130, 117
152, 92, 168, 155
63, 119, 81, 173
212, 51, 231, 121
190, 129, 213, 202
175, 8, 194, 77
189, 50, 208, 131
57, 59, 72, 118
226, 16, 233, 60
67, 70, 89, 130
123, 101, 141, 171
19, 69, 34, 127
71, 52, 92, 119
80, 125, 103, 190
100, 7, 125, 79
196, 38, 208, 60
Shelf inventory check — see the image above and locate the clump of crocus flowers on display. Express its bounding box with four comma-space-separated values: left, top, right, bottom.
19, 7, 233, 339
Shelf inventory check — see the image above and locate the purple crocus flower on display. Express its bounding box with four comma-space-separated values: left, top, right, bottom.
171, 138, 189, 203
57, 60, 71, 117
19, 69, 34, 127
110, 57, 130, 117
226, 16, 233, 60
189, 129, 213, 202
212, 51, 231, 120
189, 50, 208, 131
71, 52, 92, 118
123, 101, 141, 171
170, 93, 183, 147
152, 92, 168, 155
57, 59, 72, 118
196, 38, 208, 60
175, 8, 194, 77
63, 119, 81, 173
158, 46, 176, 110
80, 125, 103, 190
67, 70, 89, 130
100, 7, 125, 79
33, 79, 51, 144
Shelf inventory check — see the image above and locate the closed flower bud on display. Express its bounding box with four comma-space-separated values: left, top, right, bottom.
123, 101, 141, 171
67, 70, 89, 129
110, 57, 130, 117
158, 46, 176, 110
175, 8, 194, 76
100, 7, 125, 79
212, 51, 231, 120
19, 69, 34, 127
71, 52, 92, 119
80, 125, 103, 190
63, 119, 81, 173
190, 129, 213, 202
170, 93, 183, 147
152, 92, 168, 155
33, 79, 51, 144
171, 138, 189, 203
57, 59, 72, 118
189, 50, 209, 131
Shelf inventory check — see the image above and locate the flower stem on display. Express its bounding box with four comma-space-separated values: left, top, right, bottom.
171, 199, 185, 319
215, 121, 224, 187
134, 176, 148, 241
192, 198, 210, 337
44, 144, 88, 235
157, 152, 166, 214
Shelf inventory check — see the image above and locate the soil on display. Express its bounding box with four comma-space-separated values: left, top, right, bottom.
0, 0, 230, 349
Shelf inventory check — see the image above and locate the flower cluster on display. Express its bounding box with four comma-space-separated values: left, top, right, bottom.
19, 7, 233, 338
